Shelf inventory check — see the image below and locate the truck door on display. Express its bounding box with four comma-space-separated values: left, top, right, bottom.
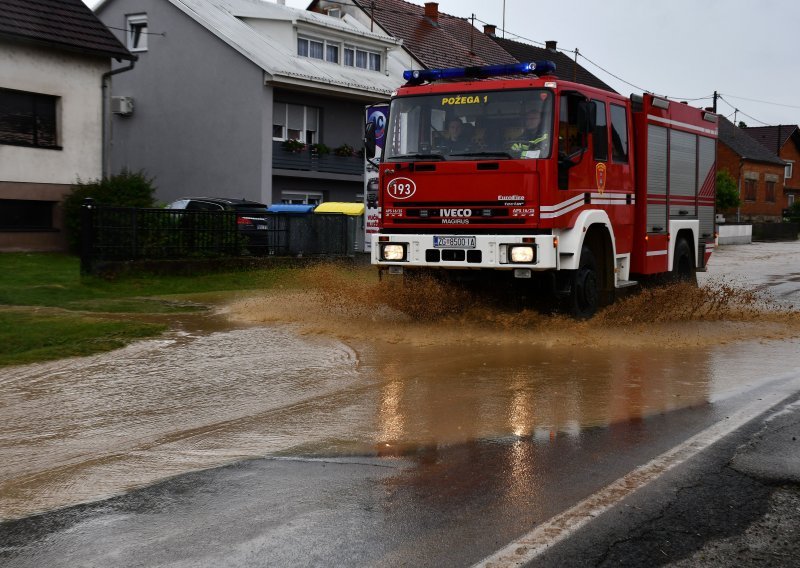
557, 91, 595, 191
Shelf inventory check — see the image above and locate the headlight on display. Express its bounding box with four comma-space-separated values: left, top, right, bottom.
509, 245, 535, 263
382, 243, 406, 261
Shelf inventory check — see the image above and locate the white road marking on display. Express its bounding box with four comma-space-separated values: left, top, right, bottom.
472, 372, 800, 568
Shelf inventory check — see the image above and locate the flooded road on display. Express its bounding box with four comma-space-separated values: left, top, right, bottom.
1, 242, 800, 522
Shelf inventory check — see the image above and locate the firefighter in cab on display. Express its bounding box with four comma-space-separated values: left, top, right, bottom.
509, 98, 551, 158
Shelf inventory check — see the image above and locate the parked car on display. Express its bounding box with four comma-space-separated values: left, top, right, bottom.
165, 197, 272, 253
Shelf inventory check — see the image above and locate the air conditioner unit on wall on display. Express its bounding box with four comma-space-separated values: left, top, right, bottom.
111, 96, 134, 116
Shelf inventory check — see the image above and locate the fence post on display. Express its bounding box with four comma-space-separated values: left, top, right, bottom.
80, 197, 95, 275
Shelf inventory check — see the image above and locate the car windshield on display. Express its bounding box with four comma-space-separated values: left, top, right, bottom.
384, 89, 554, 161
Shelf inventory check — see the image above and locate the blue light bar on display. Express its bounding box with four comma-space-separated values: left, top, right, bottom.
402, 61, 556, 84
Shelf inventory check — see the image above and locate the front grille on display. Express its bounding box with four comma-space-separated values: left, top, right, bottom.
425, 249, 483, 263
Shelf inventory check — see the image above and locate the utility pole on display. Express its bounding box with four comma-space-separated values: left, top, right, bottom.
574, 48, 579, 82
502, 0, 506, 38
470, 14, 475, 55
713, 91, 718, 113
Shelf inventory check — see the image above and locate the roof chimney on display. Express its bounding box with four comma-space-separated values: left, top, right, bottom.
424, 2, 439, 23
483, 24, 496, 36
545, 40, 557, 52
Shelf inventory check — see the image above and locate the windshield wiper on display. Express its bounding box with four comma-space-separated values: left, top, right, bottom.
448, 151, 514, 159
389, 153, 446, 161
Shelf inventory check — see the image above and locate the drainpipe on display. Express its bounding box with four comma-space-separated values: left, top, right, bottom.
102, 58, 137, 178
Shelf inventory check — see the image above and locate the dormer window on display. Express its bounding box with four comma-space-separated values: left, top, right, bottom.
344, 45, 381, 71
127, 14, 148, 52
298, 36, 339, 63
327, 8, 342, 18
298, 34, 381, 71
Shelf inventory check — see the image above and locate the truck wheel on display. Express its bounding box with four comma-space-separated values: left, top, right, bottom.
672, 238, 697, 285
569, 245, 600, 319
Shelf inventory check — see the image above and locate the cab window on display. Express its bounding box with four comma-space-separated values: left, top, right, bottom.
610, 104, 629, 163
592, 100, 608, 161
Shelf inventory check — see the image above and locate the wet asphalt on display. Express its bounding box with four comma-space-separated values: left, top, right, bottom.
2, 242, 800, 566
1, 383, 799, 567
534, 391, 800, 568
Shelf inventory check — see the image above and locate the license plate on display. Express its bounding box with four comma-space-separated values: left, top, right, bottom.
433, 236, 476, 249
255, 225, 268, 230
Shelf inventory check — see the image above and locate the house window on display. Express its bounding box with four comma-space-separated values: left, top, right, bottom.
0, 199, 54, 230
744, 177, 757, 201
786, 160, 794, 180
127, 14, 148, 52
765, 179, 776, 202
0, 88, 59, 149
343, 45, 381, 71
273, 102, 319, 144
299, 36, 341, 63
281, 192, 323, 205
326, 44, 339, 63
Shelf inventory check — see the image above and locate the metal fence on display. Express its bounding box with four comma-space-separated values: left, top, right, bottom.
80, 200, 363, 274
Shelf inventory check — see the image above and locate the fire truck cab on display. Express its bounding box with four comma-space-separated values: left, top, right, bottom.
366, 62, 718, 317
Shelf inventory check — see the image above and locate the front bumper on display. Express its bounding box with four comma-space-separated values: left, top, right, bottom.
371, 233, 559, 270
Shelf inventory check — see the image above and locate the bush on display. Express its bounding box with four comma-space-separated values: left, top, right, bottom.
281, 139, 306, 153
333, 143, 355, 157
64, 169, 157, 253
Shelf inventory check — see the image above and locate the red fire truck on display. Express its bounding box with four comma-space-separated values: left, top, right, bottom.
365, 62, 718, 317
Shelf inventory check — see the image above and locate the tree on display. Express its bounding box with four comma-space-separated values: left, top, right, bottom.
738, 121, 748, 128
716, 170, 740, 212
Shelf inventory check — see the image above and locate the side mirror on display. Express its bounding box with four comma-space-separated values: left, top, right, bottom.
364, 121, 377, 159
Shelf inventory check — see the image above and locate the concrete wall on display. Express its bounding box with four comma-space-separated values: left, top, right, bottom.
718, 224, 752, 245
99, 0, 272, 205
0, 41, 109, 250
0, 41, 107, 184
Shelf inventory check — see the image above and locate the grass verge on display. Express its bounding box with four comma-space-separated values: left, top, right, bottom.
0, 253, 294, 367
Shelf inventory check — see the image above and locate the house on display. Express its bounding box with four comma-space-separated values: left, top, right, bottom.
0, 0, 134, 251
716, 116, 787, 222
309, 0, 517, 70
308, 0, 612, 90
742, 124, 800, 209
95, 0, 403, 206
486, 35, 615, 92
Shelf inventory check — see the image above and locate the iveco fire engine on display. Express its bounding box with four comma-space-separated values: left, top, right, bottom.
365, 62, 718, 317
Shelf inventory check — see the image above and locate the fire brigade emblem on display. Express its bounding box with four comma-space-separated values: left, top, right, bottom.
596, 163, 607, 194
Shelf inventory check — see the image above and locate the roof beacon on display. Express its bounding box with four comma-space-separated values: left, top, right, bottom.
403, 61, 556, 85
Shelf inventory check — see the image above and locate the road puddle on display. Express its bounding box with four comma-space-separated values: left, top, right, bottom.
1, 259, 800, 521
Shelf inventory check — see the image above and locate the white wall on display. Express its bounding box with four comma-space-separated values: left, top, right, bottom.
0, 41, 108, 184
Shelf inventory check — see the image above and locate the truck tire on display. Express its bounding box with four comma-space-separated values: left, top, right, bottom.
672, 238, 697, 285
569, 245, 600, 319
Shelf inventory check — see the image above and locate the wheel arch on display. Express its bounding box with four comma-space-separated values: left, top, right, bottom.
670, 221, 699, 269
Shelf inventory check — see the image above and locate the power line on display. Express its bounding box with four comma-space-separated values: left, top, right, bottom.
720, 93, 800, 110
716, 95, 772, 126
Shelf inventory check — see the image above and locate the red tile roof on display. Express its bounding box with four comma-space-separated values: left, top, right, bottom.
353, 0, 516, 68
0, 0, 133, 60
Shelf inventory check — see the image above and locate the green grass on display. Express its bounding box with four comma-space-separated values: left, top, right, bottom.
0, 253, 293, 367
0, 309, 167, 367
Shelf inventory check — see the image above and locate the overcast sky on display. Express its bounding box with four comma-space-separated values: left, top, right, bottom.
87, 0, 800, 126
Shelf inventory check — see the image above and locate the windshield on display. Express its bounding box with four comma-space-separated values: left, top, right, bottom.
384, 89, 554, 161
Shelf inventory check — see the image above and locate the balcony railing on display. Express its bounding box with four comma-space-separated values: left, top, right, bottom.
272, 141, 363, 176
